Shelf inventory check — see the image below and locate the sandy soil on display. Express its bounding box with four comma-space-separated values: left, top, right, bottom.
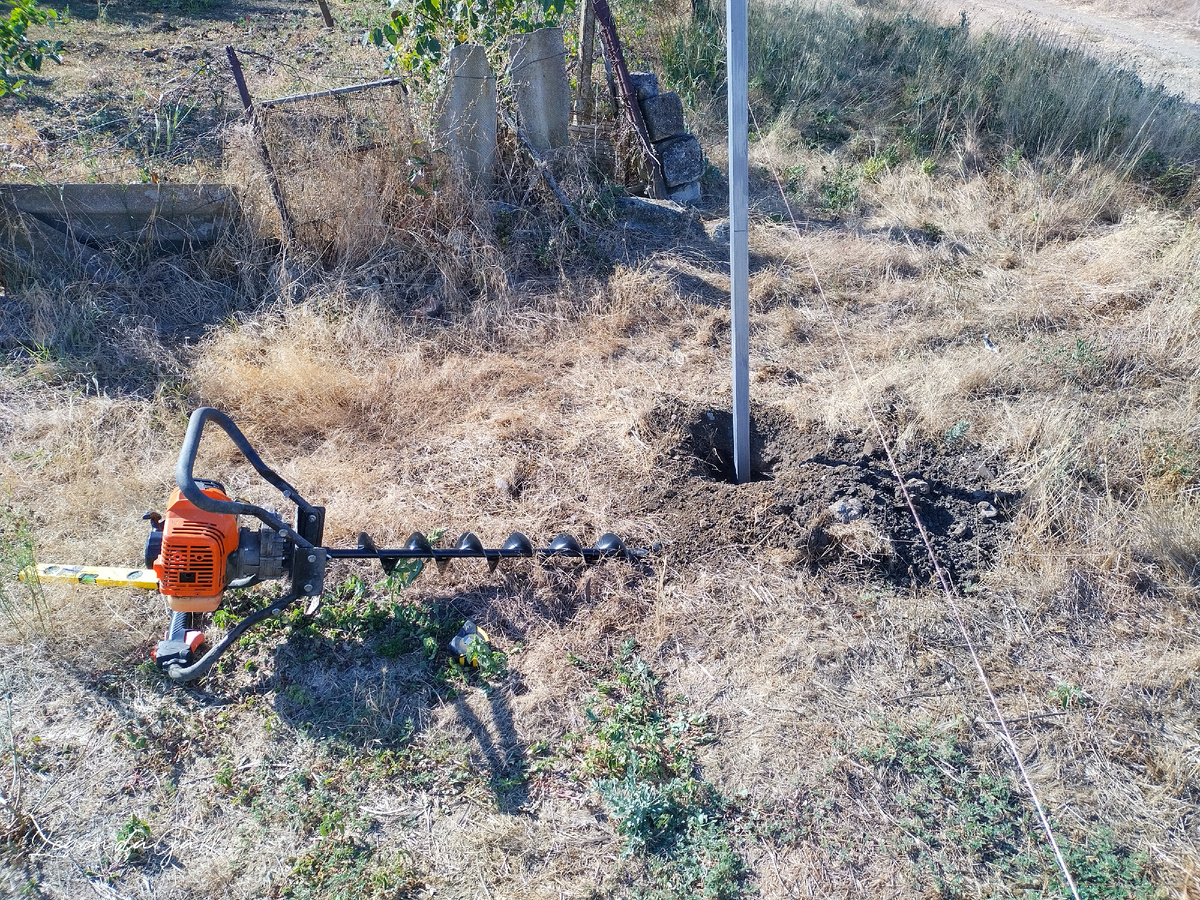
928, 0, 1200, 101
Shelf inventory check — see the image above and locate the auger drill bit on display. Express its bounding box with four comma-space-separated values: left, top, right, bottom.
331, 530, 641, 576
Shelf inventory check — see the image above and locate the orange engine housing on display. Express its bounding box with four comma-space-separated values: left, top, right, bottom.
152, 486, 240, 612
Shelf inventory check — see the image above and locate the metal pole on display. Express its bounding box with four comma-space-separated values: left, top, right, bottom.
727, 0, 750, 484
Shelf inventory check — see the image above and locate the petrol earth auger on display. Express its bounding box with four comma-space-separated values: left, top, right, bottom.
31, 407, 645, 682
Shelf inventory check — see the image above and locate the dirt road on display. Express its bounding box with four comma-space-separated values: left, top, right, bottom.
930, 0, 1200, 101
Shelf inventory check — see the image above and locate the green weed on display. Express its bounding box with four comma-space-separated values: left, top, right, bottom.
1045, 337, 1108, 387
0, 504, 49, 637
1142, 431, 1200, 492
821, 165, 860, 212
580, 641, 743, 899
860, 719, 1161, 898
919, 220, 944, 242
944, 419, 971, 446
1048, 682, 1085, 710
862, 146, 901, 181
113, 815, 152, 864
284, 840, 420, 900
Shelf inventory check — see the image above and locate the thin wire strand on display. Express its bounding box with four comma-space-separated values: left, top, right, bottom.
745, 104, 1083, 900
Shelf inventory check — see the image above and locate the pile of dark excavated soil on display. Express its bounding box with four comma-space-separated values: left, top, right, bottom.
631, 397, 1017, 584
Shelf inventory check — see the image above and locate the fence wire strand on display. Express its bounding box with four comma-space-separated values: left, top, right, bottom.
744, 103, 1084, 900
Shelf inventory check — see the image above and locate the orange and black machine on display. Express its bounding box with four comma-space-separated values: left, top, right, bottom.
34, 408, 641, 682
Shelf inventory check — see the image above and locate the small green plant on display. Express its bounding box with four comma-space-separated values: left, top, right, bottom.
283, 685, 311, 707
0, 0, 64, 97
581, 641, 743, 898
944, 419, 970, 446
0, 505, 50, 637
1048, 681, 1084, 709
781, 163, 806, 194
284, 839, 421, 899
1142, 431, 1200, 492
114, 815, 152, 864
1047, 337, 1107, 386
860, 719, 1161, 897
861, 146, 901, 181
919, 220, 944, 242
1065, 828, 1160, 900
820, 165, 859, 212
379, 527, 446, 590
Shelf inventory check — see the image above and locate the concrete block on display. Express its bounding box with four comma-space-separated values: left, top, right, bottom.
438, 43, 497, 185
0, 183, 235, 250
640, 90, 685, 142
628, 72, 658, 101
668, 179, 701, 205
509, 27, 570, 151
655, 133, 705, 188
617, 195, 691, 232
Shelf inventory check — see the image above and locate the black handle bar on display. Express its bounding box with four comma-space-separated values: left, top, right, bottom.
175, 407, 314, 548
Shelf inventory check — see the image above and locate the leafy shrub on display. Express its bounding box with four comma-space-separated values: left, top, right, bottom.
365, 0, 573, 81
1, 0, 63, 98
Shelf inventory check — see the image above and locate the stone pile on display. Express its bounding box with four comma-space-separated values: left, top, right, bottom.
630, 73, 704, 204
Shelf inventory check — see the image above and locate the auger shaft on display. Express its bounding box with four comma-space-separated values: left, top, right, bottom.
335, 531, 642, 575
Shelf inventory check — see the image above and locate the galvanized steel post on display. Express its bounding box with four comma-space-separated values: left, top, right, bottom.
727, 0, 750, 483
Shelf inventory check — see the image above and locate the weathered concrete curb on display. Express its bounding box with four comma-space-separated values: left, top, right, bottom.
2, 183, 236, 252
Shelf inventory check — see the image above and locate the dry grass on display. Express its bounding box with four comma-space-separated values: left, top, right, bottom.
4, 1, 1200, 898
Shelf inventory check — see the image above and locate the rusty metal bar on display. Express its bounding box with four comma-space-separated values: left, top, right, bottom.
225, 46, 296, 246
591, 0, 667, 199
315, 0, 334, 27
259, 76, 408, 109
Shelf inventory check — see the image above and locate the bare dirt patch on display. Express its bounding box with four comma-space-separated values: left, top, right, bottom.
634, 398, 1015, 583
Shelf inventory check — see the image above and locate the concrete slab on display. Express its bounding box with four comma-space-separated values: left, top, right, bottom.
628, 72, 659, 101
1, 183, 236, 252
438, 44, 498, 185
656, 134, 705, 187
640, 91, 686, 142
510, 27, 571, 151
668, 180, 701, 205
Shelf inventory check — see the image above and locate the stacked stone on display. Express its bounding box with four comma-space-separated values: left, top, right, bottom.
630, 73, 704, 204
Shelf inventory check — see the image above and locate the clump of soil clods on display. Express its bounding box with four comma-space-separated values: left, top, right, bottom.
631, 397, 1016, 584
